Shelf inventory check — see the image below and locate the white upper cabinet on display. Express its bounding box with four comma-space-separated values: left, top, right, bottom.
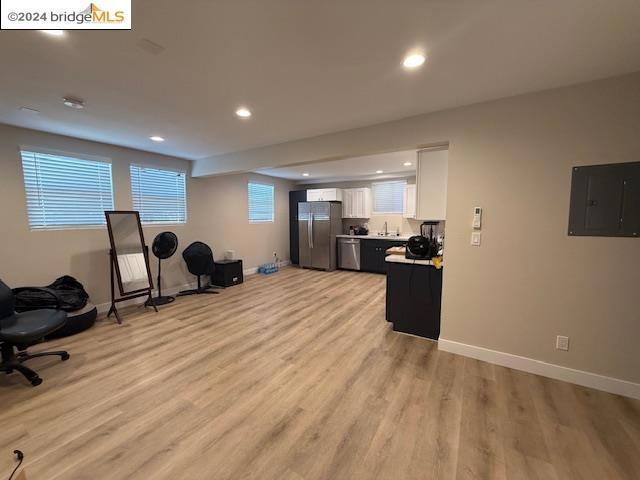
415, 149, 448, 221
342, 188, 372, 218
403, 184, 416, 218
306, 188, 342, 202
342, 189, 352, 217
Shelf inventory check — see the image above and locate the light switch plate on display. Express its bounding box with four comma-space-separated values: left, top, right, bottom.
471, 231, 481, 246
556, 335, 569, 351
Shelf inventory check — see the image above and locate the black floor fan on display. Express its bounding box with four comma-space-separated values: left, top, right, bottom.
147, 232, 178, 306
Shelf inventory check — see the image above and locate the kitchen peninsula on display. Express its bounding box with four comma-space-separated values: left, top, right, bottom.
385, 247, 443, 340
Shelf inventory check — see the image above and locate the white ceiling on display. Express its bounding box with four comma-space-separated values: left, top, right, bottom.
258, 150, 417, 184
1, 0, 639, 160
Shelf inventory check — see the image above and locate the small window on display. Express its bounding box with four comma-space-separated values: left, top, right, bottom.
372, 180, 406, 214
130, 165, 187, 224
248, 182, 275, 223
20, 149, 114, 230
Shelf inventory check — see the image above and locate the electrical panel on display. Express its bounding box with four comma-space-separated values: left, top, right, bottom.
568, 162, 639, 237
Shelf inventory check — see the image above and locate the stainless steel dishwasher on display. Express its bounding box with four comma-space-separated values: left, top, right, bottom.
338, 237, 361, 270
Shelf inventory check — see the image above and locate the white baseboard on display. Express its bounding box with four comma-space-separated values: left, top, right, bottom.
438, 338, 640, 400
95, 261, 291, 314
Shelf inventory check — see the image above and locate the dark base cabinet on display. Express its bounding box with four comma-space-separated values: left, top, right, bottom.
361, 239, 406, 273
385, 261, 443, 340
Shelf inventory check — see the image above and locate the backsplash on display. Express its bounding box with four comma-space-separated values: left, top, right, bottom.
343, 217, 445, 237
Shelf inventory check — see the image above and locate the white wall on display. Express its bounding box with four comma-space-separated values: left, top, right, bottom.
193, 72, 640, 384
0, 124, 293, 305
189, 172, 293, 270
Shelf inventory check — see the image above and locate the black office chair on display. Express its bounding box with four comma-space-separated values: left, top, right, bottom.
178, 242, 219, 296
0, 279, 70, 386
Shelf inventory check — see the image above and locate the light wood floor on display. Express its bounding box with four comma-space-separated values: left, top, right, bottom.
1, 267, 639, 479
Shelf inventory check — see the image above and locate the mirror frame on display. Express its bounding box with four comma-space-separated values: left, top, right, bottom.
105, 210, 154, 296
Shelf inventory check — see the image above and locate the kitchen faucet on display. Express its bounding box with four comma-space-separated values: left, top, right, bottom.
383, 221, 388, 236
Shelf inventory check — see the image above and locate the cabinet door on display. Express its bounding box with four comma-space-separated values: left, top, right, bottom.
403, 184, 416, 218
307, 189, 322, 201
416, 149, 448, 220
360, 241, 377, 272
376, 244, 387, 273
363, 188, 372, 218
330, 188, 342, 202
318, 188, 335, 201
348, 188, 371, 218
353, 189, 363, 217
361, 241, 385, 273
342, 189, 353, 218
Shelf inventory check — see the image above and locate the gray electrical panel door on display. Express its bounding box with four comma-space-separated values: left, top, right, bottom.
568, 162, 640, 237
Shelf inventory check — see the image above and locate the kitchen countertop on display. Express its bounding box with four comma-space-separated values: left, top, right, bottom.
336, 234, 412, 241
385, 246, 444, 267
385, 255, 441, 267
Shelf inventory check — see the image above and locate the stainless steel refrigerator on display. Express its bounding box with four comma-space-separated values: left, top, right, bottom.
298, 202, 342, 270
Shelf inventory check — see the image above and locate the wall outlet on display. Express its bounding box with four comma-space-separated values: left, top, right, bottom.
556, 335, 570, 351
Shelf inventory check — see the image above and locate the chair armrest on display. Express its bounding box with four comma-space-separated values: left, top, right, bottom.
11, 287, 62, 311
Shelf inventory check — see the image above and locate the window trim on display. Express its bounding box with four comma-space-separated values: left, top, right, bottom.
19, 146, 115, 231
248, 181, 275, 224
20, 145, 112, 165
371, 179, 407, 215
129, 163, 188, 226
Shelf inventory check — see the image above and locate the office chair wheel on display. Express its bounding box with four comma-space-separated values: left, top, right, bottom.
61, 353, 70, 361
30, 376, 43, 387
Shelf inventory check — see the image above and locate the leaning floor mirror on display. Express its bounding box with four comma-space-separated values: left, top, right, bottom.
105, 210, 157, 323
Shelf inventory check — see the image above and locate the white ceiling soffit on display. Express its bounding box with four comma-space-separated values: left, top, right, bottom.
0, 0, 639, 160
257, 150, 417, 184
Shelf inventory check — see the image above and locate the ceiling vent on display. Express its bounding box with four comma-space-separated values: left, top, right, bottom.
62, 96, 85, 109
137, 38, 166, 55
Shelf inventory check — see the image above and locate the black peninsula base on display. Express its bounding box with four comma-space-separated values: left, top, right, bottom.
385, 261, 443, 340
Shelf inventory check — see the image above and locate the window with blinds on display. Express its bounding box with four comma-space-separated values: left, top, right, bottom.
372, 180, 406, 214
248, 182, 275, 223
20, 149, 114, 230
130, 165, 187, 224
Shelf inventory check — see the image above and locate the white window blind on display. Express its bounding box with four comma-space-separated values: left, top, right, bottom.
20, 150, 114, 230
130, 165, 187, 224
372, 180, 406, 214
248, 182, 274, 223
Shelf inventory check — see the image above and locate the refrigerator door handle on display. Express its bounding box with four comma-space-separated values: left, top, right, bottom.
309, 212, 314, 248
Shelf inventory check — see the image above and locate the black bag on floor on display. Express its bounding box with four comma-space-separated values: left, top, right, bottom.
13, 275, 89, 312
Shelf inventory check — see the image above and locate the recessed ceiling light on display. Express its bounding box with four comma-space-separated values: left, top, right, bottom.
302, 173, 309, 177
62, 96, 85, 109
376, 170, 384, 174
150, 136, 165, 142
403, 53, 426, 69
236, 107, 252, 118
403, 162, 412, 166
40, 30, 65, 37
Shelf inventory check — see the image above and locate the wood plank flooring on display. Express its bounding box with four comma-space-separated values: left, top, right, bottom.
1, 267, 639, 479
